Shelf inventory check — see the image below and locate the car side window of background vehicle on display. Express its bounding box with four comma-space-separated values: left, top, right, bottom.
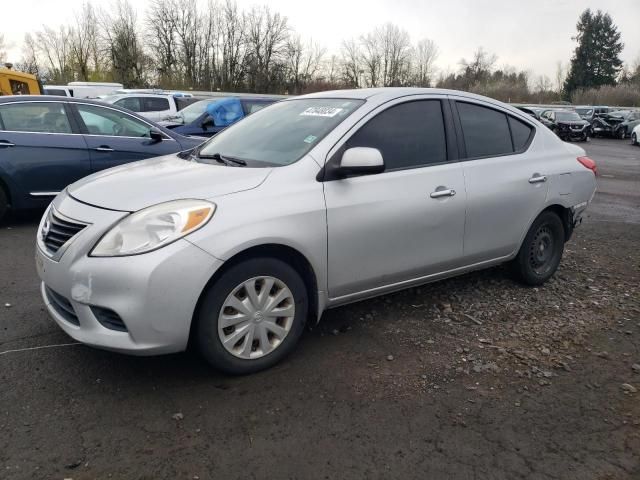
76, 103, 154, 137
0, 102, 73, 133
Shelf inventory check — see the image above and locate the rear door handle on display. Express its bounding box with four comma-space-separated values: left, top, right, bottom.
0, 141, 16, 148
430, 188, 456, 199
94, 146, 114, 152
529, 174, 547, 184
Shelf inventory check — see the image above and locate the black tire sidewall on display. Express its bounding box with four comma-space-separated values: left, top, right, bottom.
513, 212, 565, 286
195, 257, 308, 375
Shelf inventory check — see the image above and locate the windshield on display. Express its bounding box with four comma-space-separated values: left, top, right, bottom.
576, 108, 593, 117
556, 111, 582, 121
176, 99, 219, 124
196, 98, 365, 166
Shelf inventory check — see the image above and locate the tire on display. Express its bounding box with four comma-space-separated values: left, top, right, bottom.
633, 133, 638, 146
618, 129, 626, 140
0, 187, 8, 223
511, 211, 565, 286
195, 257, 308, 375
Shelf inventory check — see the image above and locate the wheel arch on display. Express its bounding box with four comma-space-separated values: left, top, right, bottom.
189, 243, 320, 347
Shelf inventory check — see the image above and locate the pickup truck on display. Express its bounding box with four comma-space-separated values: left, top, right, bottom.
102, 93, 201, 122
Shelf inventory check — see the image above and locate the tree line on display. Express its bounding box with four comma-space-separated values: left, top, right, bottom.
2, 2, 639, 105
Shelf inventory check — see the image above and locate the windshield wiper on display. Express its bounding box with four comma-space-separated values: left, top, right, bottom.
197, 152, 247, 167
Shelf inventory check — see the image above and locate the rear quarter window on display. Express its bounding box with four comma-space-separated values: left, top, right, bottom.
508, 116, 534, 151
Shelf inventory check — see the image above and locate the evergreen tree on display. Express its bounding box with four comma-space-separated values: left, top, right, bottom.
564, 9, 623, 98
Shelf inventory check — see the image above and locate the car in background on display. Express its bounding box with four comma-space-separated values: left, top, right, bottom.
632, 124, 640, 146
540, 109, 591, 142
102, 92, 202, 122
34, 88, 597, 374
160, 96, 280, 137
515, 106, 545, 120
0, 96, 204, 221
575, 105, 612, 124
591, 110, 640, 139
43, 85, 74, 97
1, 65, 42, 95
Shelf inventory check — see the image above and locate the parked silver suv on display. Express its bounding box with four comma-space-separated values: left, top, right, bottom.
36, 88, 597, 374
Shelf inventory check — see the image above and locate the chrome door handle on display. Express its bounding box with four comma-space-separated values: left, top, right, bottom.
430, 188, 456, 199
94, 146, 114, 152
0, 141, 16, 148
528, 175, 547, 184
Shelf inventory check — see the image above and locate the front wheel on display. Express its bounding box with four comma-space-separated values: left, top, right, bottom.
618, 129, 626, 140
511, 211, 565, 286
195, 257, 308, 375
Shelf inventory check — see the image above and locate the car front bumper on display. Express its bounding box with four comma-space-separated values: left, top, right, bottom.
35, 192, 223, 355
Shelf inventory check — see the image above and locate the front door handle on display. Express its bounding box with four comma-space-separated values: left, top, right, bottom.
430, 188, 456, 199
0, 141, 16, 148
529, 174, 547, 184
94, 146, 114, 152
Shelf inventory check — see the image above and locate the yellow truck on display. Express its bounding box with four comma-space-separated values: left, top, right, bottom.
0, 64, 42, 96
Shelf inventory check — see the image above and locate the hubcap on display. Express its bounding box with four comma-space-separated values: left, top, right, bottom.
529, 225, 554, 275
218, 276, 295, 359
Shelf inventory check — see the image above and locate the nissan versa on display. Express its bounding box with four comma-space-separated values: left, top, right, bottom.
35, 88, 597, 374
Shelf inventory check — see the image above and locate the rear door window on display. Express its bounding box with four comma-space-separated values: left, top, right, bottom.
115, 97, 142, 112
143, 97, 170, 112
0, 102, 72, 133
457, 102, 513, 158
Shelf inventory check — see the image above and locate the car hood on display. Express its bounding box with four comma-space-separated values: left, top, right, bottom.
67, 154, 271, 211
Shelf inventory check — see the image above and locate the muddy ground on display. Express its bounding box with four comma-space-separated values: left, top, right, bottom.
1, 138, 639, 479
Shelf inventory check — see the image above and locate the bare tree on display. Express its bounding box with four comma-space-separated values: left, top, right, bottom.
219, 0, 247, 90
377, 23, 412, 86
286, 35, 325, 93
340, 38, 362, 87
146, 0, 179, 86
555, 61, 566, 93
36, 26, 73, 83
245, 6, 289, 92
459, 47, 497, 86
100, 0, 147, 87
71, 3, 98, 80
0, 34, 6, 63
360, 31, 381, 87
413, 38, 439, 87
173, 0, 201, 87
17, 34, 41, 77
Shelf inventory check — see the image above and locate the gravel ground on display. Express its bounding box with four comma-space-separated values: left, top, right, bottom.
1, 138, 639, 479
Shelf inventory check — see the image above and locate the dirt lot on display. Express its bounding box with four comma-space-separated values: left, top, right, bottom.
1, 138, 639, 480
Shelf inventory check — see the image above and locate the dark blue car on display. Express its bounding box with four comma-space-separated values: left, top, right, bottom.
0, 95, 205, 220
160, 96, 280, 137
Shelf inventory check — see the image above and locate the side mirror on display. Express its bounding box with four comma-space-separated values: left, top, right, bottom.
201, 116, 214, 129
338, 147, 385, 177
149, 128, 164, 143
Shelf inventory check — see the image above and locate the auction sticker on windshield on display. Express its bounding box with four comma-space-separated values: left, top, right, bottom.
300, 107, 343, 117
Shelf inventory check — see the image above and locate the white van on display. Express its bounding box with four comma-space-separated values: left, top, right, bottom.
66, 82, 123, 99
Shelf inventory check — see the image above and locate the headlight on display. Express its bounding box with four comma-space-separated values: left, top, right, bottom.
90, 199, 215, 257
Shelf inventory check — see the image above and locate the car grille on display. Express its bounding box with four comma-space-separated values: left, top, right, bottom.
42, 210, 88, 254
45, 286, 79, 326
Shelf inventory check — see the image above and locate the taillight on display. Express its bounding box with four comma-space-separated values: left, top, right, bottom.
577, 156, 597, 176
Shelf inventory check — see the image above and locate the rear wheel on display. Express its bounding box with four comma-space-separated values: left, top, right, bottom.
195, 257, 308, 375
511, 211, 565, 286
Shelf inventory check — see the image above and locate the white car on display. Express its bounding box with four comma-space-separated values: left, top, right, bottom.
102, 93, 199, 122
632, 124, 640, 146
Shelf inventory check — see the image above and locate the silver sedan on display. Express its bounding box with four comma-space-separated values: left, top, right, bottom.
35, 88, 597, 374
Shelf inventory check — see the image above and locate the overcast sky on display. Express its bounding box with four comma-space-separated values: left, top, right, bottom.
3, 0, 639, 81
